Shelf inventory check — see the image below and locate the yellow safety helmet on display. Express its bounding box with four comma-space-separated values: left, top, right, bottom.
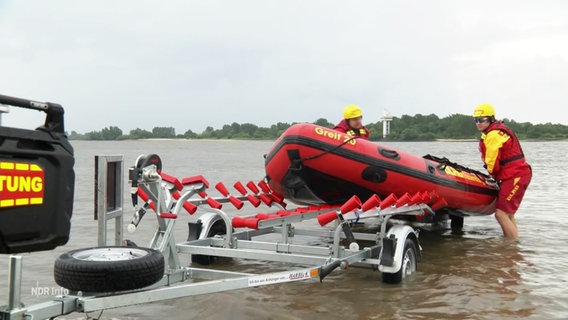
343, 104, 363, 120
473, 103, 495, 118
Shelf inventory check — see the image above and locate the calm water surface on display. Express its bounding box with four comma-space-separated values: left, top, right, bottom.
1, 140, 567, 319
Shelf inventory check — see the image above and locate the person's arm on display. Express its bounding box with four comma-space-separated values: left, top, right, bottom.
483, 130, 510, 175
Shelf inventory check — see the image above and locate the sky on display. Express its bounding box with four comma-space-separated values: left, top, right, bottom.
1, 0, 567, 134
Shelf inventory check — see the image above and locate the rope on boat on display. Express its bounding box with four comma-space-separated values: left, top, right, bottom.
300, 136, 359, 162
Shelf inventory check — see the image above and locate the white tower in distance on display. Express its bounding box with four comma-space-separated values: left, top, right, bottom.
0, 105, 9, 126
380, 108, 392, 138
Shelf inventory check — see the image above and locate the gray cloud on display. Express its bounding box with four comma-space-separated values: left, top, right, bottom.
1, 0, 567, 134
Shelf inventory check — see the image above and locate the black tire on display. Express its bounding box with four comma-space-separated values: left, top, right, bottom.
191, 222, 226, 266
54, 246, 164, 292
450, 215, 464, 230
382, 238, 418, 284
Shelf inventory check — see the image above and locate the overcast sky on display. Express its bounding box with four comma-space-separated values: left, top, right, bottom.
1, 1, 567, 134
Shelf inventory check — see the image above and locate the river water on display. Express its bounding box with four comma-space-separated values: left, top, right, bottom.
1, 139, 567, 319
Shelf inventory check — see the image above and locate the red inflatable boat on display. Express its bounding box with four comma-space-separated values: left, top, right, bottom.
265, 124, 498, 217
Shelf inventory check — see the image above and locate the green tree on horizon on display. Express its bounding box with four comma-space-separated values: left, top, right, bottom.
69, 114, 568, 141
152, 126, 176, 138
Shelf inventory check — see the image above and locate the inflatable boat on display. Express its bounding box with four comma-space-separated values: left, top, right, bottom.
264, 124, 499, 217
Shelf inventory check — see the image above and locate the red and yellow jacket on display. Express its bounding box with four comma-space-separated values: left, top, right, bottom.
333, 119, 370, 140
479, 121, 531, 180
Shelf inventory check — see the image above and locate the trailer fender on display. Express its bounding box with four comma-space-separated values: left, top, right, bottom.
187, 212, 225, 241
378, 225, 420, 274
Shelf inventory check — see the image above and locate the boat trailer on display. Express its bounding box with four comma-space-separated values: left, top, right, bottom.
1, 153, 447, 320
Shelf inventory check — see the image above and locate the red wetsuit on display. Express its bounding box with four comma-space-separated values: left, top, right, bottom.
479, 121, 532, 214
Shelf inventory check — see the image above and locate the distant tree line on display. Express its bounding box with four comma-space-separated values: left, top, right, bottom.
68, 114, 568, 141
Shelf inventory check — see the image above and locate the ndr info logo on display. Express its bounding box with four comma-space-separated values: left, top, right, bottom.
31, 281, 69, 296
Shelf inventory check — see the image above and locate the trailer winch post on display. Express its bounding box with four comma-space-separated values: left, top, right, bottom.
138, 180, 182, 269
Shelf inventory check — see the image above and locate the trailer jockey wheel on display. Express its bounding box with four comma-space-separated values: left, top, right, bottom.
54, 246, 164, 292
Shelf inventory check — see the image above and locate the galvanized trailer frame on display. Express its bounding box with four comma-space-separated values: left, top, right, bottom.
1, 155, 430, 320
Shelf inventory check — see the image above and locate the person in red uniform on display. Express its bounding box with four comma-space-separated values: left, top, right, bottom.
334, 104, 370, 140
474, 103, 532, 239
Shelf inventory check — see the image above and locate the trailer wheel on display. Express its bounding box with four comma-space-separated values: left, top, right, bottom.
450, 215, 464, 230
382, 238, 418, 284
191, 222, 226, 265
54, 246, 164, 292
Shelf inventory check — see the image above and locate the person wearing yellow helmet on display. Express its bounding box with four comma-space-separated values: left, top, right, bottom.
333, 104, 370, 140
474, 103, 532, 239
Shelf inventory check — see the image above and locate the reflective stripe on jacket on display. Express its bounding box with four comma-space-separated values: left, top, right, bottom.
333, 119, 370, 140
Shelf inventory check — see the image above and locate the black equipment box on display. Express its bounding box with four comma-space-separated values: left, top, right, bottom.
0, 94, 75, 253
